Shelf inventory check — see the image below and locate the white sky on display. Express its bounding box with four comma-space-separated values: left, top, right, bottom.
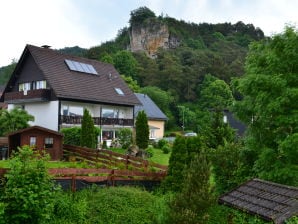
0, 0, 297, 67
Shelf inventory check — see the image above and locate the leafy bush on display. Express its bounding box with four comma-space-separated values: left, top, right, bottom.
162, 145, 171, 154
81, 108, 96, 148
117, 128, 132, 149
50, 191, 87, 224
61, 127, 81, 146
3, 146, 58, 224
146, 148, 154, 158
158, 139, 168, 149
85, 187, 165, 224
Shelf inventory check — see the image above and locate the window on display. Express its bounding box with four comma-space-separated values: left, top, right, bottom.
65, 59, 98, 75
44, 137, 54, 148
102, 108, 119, 118
18, 82, 31, 91
29, 137, 36, 147
114, 88, 124, 95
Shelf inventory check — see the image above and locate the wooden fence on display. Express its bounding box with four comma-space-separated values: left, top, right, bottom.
0, 167, 166, 191
63, 144, 168, 172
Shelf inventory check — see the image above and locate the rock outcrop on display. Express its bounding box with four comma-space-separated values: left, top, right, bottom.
129, 20, 180, 57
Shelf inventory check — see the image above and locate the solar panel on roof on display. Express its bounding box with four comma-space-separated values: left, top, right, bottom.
64, 59, 98, 75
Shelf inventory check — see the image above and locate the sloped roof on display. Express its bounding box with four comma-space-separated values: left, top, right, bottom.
134, 93, 167, 120
2, 45, 140, 106
219, 178, 298, 224
8, 125, 63, 137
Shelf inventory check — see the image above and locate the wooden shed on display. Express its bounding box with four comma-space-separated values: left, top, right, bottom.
8, 126, 63, 160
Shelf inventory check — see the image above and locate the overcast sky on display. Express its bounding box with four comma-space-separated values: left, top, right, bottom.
0, 0, 297, 67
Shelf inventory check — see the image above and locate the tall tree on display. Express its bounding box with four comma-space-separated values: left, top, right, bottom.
113, 50, 139, 80
233, 26, 298, 185
135, 110, 149, 149
0, 108, 34, 136
80, 108, 96, 149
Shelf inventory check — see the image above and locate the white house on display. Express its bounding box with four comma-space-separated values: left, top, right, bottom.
0, 45, 140, 144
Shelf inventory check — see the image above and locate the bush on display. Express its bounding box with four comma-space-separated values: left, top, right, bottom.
162, 145, 171, 154
146, 148, 154, 158
3, 146, 58, 224
85, 187, 164, 224
117, 128, 132, 149
158, 139, 168, 149
60, 127, 81, 146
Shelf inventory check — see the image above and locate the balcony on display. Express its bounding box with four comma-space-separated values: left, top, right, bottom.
4, 89, 51, 103
60, 115, 134, 126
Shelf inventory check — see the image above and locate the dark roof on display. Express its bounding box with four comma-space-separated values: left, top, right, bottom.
224, 110, 246, 136
134, 93, 167, 120
8, 125, 63, 137
2, 45, 140, 106
219, 178, 298, 224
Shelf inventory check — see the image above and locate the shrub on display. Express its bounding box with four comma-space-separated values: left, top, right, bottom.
117, 128, 132, 149
60, 127, 81, 146
162, 145, 171, 154
3, 146, 58, 224
158, 139, 168, 149
85, 187, 164, 224
146, 148, 154, 158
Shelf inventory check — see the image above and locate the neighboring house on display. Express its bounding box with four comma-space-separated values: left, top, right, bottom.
223, 110, 246, 136
0, 86, 7, 109
8, 126, 63, 160
0, 45, 140, 143
134, 93, 168, 140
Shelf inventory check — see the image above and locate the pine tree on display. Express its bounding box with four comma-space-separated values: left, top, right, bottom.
135, 110, 149, 149
167, 152, 213, 224
80, 108, 96, 148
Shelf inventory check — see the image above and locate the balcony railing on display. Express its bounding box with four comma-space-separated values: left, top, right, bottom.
4, 89, 51, 103
60, 115, 134, 126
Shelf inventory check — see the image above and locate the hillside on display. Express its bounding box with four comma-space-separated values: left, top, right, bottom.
0, 7, 265, 131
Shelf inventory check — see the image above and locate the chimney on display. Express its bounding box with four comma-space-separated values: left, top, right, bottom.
41, 45, 51, 49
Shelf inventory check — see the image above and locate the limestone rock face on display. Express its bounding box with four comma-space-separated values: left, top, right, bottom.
129, 21, 179, 57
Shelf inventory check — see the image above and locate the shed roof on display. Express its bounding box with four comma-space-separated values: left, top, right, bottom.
134, 93, 167, 120
219, 178, 298, 224
1, 45, 140, 106
8, 126, 63, 137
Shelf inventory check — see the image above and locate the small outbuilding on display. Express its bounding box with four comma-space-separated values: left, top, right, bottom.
219, 178, 298, 224
8, 126, 63, 160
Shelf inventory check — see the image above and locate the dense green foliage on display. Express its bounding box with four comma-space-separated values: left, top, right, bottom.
167, 152, 213, 223
163, 136, 205, 192
117, 128, 132, 149
60, 127, 81, 146
0, 61, 16, 85
135, 110, 149, 149
129, 6, 156, 26
0, 108, 34, 136
233, 26, 298, 186
80, 108, 96, 148
2, 146, 58, 223
58, 46, 87, 57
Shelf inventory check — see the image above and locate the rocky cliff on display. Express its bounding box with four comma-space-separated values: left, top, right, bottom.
129, 21, 180, 57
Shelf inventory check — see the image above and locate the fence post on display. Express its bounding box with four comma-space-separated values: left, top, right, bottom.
143, 160, 148, 172
125, 155, 129, 169
111, 169, 115, 187
71, 175, 76, 192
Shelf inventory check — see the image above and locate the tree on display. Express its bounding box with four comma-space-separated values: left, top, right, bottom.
135, 110, 149, 149
0, 108, 34, 136
3, 146, 57, 223
80, 108, 96, 148
233, 26, 298, 185
129, 7, 156, 26
121, 75, 141, 92
167, 152, 213, 224
113, 50, 139, 80
163, 136, 205, 192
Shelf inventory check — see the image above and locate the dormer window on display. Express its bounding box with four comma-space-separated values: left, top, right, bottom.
19, 82, 31, 91
114, 88, 124, 95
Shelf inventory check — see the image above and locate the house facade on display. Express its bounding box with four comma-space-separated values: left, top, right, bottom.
134, 93, 168, 140
0, 45, 140, 143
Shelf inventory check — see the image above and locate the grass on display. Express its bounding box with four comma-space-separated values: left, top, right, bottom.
149, 148, 170, 166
